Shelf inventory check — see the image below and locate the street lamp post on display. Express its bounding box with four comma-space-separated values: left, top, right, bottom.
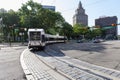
0, 17, 4, 43
0, 18, 2, 43
19, 32, 23, 45
8, 33, 11, 46
27, 6, 32, 28
13, 24, 16, 41
19, 28, 27, 45
22, 32, 24, 44
23, 28, 27, 43
8, 26, 13, 46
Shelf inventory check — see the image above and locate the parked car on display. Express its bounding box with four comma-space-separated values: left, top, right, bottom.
93, 39, 101, 43
77, 40, 83, 43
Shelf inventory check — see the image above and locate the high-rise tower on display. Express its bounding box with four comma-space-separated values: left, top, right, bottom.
73, 1, 88, 26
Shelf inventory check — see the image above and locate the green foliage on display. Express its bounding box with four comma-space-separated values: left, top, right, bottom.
0, 9, 19, 26
19, 0, 65, 33
85, 30, 92, 39
92, 28, 102, 37
0, 0, 66, 42
60, 22, 73, 39
19, 0, 43, 28
73, 23, 90, 38
47, 28, 56, 35
0, 9, 20, 41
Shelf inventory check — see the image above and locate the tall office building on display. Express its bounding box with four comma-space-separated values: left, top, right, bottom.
42, 5, 55, 11
73, 1, 88, 26
95, 16, 118, 38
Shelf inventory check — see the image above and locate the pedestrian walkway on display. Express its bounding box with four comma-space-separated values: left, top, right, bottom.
0, 45, 26, 80
21, 49, 69, 80
21, 46, 120, 80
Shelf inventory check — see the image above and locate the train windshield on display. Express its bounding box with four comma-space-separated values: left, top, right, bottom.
29, 32, 41, 40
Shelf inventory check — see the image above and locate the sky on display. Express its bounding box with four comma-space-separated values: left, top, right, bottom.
0, 0, 120, 34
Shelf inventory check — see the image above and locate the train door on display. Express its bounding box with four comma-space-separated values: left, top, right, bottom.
41, 35, 45, 42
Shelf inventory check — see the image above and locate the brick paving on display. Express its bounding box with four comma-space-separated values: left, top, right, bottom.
21, 49, 69, 80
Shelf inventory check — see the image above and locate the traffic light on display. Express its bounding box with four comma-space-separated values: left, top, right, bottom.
111, 23, 117, 26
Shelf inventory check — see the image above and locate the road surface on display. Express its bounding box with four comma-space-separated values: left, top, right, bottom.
0, 45, 26, 80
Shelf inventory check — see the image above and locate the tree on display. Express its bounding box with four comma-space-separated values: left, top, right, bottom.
19, 0, 43, 28
39, 10, 65, 32
0, 0, 66, 42
19, 0, 65, 34
85, 30, 92, 40
0, 9, 20, 41
91, 28, 102, 39
73, 23, 89, 39
60, 22, 73, 39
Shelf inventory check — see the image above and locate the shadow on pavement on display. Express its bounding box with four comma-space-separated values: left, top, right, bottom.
30, 47, 65, 57
47, 42, 113, 53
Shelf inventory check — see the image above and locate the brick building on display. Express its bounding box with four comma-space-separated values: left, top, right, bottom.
95, 16, 118, 39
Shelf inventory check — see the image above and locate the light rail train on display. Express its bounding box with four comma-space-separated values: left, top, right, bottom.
28, 28, 67, 50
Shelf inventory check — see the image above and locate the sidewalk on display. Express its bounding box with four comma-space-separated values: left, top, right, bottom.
20, 49, 69, 80
0, 45, 27, 80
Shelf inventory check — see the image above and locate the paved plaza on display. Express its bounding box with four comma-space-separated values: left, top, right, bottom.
1, 41, 120, 80
21, 40, 120, 80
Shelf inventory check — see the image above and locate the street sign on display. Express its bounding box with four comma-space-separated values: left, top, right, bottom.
102, 26, 116, 29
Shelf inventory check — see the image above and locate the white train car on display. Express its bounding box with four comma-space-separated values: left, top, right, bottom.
45, 34, 66, 44
28, 28, 67, 50
28, 29, 46, 50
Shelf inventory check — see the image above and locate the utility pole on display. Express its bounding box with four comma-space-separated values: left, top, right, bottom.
0, 17, 3, 42
0, 17, 2, 42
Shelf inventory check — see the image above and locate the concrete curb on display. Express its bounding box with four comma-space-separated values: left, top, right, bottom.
20, 49, 34, 80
